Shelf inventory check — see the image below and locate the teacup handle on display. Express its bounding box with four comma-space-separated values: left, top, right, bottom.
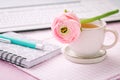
102, 28, 119, 49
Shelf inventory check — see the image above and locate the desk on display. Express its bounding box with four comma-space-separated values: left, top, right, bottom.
0, 22, 120, 80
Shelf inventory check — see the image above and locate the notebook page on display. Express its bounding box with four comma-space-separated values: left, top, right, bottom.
0, 32, 59, 61
17, 41, 120, 80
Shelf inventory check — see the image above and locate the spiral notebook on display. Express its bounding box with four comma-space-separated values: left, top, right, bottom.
0, 32, 61, 68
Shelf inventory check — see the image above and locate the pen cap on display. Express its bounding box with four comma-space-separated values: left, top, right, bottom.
36, 43, 44, 50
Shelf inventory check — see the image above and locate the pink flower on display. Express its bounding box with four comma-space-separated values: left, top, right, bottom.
51, 12, 81, 43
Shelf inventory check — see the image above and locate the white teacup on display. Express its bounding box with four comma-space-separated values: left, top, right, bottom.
69, 20, 118, 58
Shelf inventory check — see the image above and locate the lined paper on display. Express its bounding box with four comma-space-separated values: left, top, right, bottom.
18, 42, 120, 80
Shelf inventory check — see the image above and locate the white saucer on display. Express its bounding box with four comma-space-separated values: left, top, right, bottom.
62, 45, 107, 64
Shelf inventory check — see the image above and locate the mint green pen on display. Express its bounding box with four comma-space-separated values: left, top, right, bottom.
0, 34, 43, 50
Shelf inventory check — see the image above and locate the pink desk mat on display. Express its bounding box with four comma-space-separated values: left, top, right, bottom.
0, 60, 39, 80
0, 22, 119, 80
107, 22, 120, 39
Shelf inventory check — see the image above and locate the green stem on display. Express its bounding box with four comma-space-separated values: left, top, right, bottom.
80, 9, 119, 24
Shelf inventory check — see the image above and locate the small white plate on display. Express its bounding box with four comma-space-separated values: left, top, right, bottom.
62, 45, 107, 64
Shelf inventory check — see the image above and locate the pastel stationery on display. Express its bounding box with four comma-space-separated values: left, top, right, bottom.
0, 34, 43, 50
0, 32, 61, 68
19, 42, 120, 80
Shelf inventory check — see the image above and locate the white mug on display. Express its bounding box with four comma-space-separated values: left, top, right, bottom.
69, 20, 118, 58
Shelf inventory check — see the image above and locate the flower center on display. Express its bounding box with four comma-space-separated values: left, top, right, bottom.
61, 27, 68, 33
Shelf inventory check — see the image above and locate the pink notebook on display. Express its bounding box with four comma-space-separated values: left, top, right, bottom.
16, 41, 120, 80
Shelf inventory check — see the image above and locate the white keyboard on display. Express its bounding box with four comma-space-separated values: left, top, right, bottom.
0, 0, 120, 32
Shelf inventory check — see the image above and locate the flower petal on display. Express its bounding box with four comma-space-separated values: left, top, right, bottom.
52, 19, 80, 43
51, 11, 81, 43
64, 12, 80, 22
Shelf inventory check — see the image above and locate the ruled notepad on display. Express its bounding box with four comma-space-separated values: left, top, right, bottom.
18, 41, 120, 80
0, 32, 61, 68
